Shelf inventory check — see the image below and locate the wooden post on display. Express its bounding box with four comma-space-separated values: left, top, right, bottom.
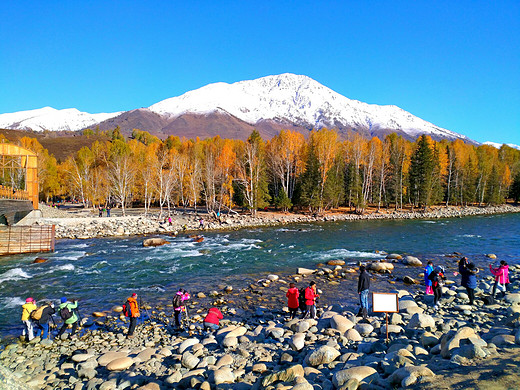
386, 312, 389, 342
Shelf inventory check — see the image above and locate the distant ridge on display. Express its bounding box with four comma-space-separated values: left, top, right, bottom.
0, 73, 476, 143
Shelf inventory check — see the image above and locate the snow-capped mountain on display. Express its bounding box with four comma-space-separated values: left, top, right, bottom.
0, 73, 474, 142
483, 141, 520, 150
148, 73, 471, 142
0, 107, 121, 132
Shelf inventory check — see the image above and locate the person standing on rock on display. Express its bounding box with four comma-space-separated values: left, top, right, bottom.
172, 289, 190, 330
199, 218, 204, 230
57, 297, 79, 338
203, 307, 223, 332
429, 266, 446, 309
357, 265, 370, 319
424, 261, 434, 295
286, 283, 300, 319
125, 293, 140, 338
301, 281, 319, 319
106, 206, 111, 217
490, 261, 509, 299
21, 297, 37, 341
461, 263, 478, 305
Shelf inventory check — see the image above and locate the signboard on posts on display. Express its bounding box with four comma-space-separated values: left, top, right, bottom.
371, 292, 399, 342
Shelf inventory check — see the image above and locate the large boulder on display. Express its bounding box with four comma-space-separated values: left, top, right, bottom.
330, 315, 354, 333
262, 364, 305, 387
98, 352, 128, 366
178, 338, 200, 353
106, 357, 133, 371
345, 328, 363, 342
332, 366, 379, 388
143, 238, 169, 247
441, 327, 478, 359
305, 345, 340, 366
297, 268, 315, 275
369, 262, 394, 273
355, 323, 374, 337
407, 313, 436, 331
388, 366, 435, 387
289, 333, 306, 351
181, 352, 200, 369
403, 256, 422, 266
211, 367, 235, 385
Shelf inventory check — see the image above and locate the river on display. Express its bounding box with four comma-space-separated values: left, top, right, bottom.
1, 212, 519, 339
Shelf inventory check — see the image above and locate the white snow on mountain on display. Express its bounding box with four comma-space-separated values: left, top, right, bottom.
149, 73, 471, 141
483, 141, 520, 150
0, 107, 121, 132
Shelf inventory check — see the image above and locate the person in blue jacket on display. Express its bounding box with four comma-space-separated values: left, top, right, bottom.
424, 261, 434, 295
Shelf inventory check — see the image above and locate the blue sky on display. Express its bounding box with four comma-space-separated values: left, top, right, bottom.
1, 1, 519, 145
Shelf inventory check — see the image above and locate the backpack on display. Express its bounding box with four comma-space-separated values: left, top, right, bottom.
122, 302, 131, 317
30, 305, 46, 321
428, 271, 436, 282
60, 305, 73, 321
172, 294, 182, 308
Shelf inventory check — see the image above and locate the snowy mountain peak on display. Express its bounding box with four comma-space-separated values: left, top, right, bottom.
483, 141, 520, 150
148, 73, 471, 141
0, 107, 122, 132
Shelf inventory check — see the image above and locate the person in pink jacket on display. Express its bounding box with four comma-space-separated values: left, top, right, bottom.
490, 260, 509, 298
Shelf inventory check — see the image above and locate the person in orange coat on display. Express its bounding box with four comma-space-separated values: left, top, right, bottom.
286, 283, 300, 319
301, 281, 319, 319
126, 293, 140, 338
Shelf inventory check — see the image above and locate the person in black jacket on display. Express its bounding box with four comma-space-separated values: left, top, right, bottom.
357, 265, 370, 320
36, 302, 55, 340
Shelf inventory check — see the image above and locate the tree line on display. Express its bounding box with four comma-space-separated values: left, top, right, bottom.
7, 127, 520, 216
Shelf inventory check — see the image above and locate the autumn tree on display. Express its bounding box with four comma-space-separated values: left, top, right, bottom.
107, 139, 135, 215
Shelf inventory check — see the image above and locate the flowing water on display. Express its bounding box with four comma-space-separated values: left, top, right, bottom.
1, 213, 519, 339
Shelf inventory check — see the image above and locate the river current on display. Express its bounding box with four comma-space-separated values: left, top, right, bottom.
1, 212, 519, 338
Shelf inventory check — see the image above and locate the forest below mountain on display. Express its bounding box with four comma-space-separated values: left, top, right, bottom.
2, 127, 520, 215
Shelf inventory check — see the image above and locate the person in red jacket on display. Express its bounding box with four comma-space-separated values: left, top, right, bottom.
301, 281, 319, 319
286, 283, 300, 319
203, 307, 223, 332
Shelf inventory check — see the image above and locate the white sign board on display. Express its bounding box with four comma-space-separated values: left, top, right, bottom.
372, 293, 399, 313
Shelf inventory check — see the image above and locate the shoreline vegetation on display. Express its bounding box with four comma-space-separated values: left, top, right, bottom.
37, 203, 520, 240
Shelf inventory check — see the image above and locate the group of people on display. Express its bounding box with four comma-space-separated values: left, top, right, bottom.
286, 281, 320, 320
20, 297, 80, 342
423, 257, 511, 309
97, 205, 111, 217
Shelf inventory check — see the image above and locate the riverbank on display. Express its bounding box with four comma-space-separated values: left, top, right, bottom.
36, 204, 520, 240
1, 255, 520, 389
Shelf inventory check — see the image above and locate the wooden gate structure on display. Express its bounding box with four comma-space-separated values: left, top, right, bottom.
0, 225, 55, 255
0, 143, 55, 255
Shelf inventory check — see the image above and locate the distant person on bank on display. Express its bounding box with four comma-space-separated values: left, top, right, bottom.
357, 265, 370, 319
21, 297, 37, 341
57, 297, 79, 338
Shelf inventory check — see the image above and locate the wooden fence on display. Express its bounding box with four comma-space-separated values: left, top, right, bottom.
0, 225, 55, 256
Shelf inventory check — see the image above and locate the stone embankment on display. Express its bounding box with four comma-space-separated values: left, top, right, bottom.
35, 204, 520, 240
2, 262, 520, 389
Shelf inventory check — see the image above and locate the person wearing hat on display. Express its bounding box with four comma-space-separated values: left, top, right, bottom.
126, 293, 140, 338
57, 297, 79, 338
21, 297, 37, 341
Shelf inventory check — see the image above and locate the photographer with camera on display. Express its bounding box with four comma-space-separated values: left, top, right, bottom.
172, 288, 190, 331
57, 297, 79, 338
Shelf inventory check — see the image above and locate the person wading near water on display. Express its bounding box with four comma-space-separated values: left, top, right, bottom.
490, 260, 509, 299
424, 261, 434, 295
125, 293, 140, 338
57, 297, 79, 338
301, 281, 319, 319
172, 289, 190, 330
357, 265, 370, 320
286, 283, 300, 319
21, 297, 37, 341
203, 307, 223, 333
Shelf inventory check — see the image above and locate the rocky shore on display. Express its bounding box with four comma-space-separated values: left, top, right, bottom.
2, 257, 520, 389
36, 204, 520, 240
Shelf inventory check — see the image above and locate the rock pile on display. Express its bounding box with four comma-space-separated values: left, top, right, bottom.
2, 264, 520, 389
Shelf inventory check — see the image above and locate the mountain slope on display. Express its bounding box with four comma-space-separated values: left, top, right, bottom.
0, 73, 474, 142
